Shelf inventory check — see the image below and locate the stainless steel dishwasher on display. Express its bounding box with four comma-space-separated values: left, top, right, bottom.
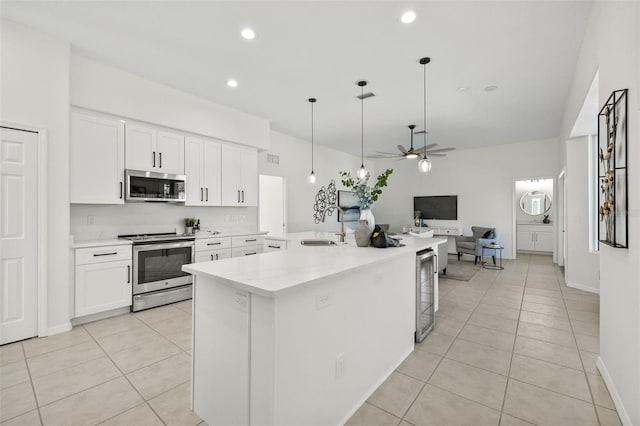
415, 248, 436, 342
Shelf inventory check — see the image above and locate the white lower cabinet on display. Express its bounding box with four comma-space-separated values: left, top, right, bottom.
231, 234, 264, 257
264, 239, 287, 252
75, 244, 132, 317
195, 237, 232, 263
517, 225, 553, 252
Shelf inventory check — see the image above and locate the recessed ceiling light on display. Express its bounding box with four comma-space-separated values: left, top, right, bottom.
484, 85, 498, 92
401, 10, 416, 24
241, 28, 256, 40
457, 87, 468, 92
226, 79, 238, 88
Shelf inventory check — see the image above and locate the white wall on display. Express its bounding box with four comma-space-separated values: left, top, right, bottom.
373, 138, 560, 259
258, 130, 368, 234
70, 55, 270, 150
559, 3, 639, 424
0, 19, 71, 333
515, 178, 554, 223
565, 137, 599, 293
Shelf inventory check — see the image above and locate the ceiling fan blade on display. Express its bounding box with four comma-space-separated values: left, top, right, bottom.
393, 157, 408, 162
414, 130, 427, 135
368, 154, 399, 158
397, 145, 408, 154
413, 144, 439, 154
376, 151, 400, 155
427, 153, 446, 157
426, 147, 456, 153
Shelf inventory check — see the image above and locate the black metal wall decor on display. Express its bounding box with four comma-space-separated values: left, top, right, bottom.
597, 88, 628, 248
313, 179, 337, 224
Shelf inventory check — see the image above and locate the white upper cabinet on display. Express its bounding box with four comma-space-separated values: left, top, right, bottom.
185, 137, 221, 206
221, 145, 258, 206
125, 124, 185, 174
70, 111, 125, 204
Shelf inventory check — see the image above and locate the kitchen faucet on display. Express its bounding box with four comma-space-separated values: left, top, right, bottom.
321, 205, 346, 243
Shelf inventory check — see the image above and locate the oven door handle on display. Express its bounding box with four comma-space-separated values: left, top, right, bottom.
133, 241, 195, 252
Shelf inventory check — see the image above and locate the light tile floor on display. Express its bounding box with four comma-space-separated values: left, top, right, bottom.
0, 254, 620, 426
1, 301, 202, 426
347, 254, 621, 426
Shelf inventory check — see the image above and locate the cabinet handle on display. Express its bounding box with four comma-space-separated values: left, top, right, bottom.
245, 239, 257, 242
152, 151, 156, 167
206, 188, 209, 202
120, 182, 123, 199
207, 242, 222, 246
210, 254, 213, 261
127, 265, 131, 283
241, 190, 244, 203
200, 188, 203, 202
215, 253, 219, 260
93, 252, 117, 257
245, 252, 257, 256
237, 190, 241, 203
268, 245, 280, 249
159, 152, 162, 168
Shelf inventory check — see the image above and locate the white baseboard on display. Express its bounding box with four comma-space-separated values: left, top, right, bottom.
46, 322, 72, 336
596, 357, 632, 426
566, 280, 600, 295
70, 306, 131, 326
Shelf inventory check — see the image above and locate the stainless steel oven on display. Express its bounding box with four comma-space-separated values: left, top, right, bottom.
120, 233, 195, 311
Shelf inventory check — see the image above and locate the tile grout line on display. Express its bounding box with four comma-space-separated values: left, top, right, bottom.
83, 324, 169, 426
556, 271, 604, 426
497, 253, 531, 425
397, 262, 500, 422
19, 341, 44, 426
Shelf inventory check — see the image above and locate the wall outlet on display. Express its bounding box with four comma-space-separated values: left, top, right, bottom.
87, 215, 95, 225
335, 353, 345, 379
234, 293, 248, 312
315, 294, 331, 310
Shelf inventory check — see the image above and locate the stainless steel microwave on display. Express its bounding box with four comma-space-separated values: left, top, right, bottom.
125, 169, 186, 202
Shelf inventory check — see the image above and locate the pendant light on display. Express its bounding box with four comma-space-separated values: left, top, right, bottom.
308, 98, 317, 183
418, 57, 432, 173
357, 80, 368, 179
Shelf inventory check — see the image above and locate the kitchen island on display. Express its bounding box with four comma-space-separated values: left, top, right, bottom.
183, 233, 445, 426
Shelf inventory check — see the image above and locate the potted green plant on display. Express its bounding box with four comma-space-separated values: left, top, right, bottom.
339, 168, 393, 234
184, 217, 196, 235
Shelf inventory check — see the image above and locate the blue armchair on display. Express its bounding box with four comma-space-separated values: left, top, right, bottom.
455, 226, 498, 265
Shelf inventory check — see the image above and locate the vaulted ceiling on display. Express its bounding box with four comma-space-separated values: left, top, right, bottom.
1, 1, 592, 155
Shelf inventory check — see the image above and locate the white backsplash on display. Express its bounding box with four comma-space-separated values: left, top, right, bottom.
71, 203, 258, 241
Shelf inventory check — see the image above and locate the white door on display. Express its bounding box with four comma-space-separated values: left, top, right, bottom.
185, 137, 203, 206
1, 127, 39, 344
221, 145, 243, 206
259, 175, 286, 237
70, 111, 125, 204
203, 140, 221, 206
125, 123, 156, 171
241, 148, 258, 206
156, 130, 185, 174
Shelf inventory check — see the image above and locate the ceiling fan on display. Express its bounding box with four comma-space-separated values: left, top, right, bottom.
370, 125, 456, 160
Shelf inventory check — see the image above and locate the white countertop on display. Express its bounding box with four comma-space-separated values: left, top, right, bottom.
71, 230, 268, 248
183, 233, 446, 298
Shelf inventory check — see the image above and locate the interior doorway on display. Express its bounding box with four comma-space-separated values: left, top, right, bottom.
259, 175, 286, 237
1, 126, 45, 344
513, 177, 555, 258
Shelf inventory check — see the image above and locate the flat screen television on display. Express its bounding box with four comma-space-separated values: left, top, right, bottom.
414, 195, 458, 220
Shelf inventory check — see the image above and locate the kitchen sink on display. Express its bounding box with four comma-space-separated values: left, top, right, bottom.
300, 239, 338, 246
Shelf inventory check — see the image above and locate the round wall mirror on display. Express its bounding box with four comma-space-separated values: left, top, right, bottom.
520, 191, 552, 215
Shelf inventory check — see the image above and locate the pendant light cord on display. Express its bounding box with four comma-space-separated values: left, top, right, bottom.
423, 60, 427, 157
361, 84, 364, 167
311, 101, 314, 171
